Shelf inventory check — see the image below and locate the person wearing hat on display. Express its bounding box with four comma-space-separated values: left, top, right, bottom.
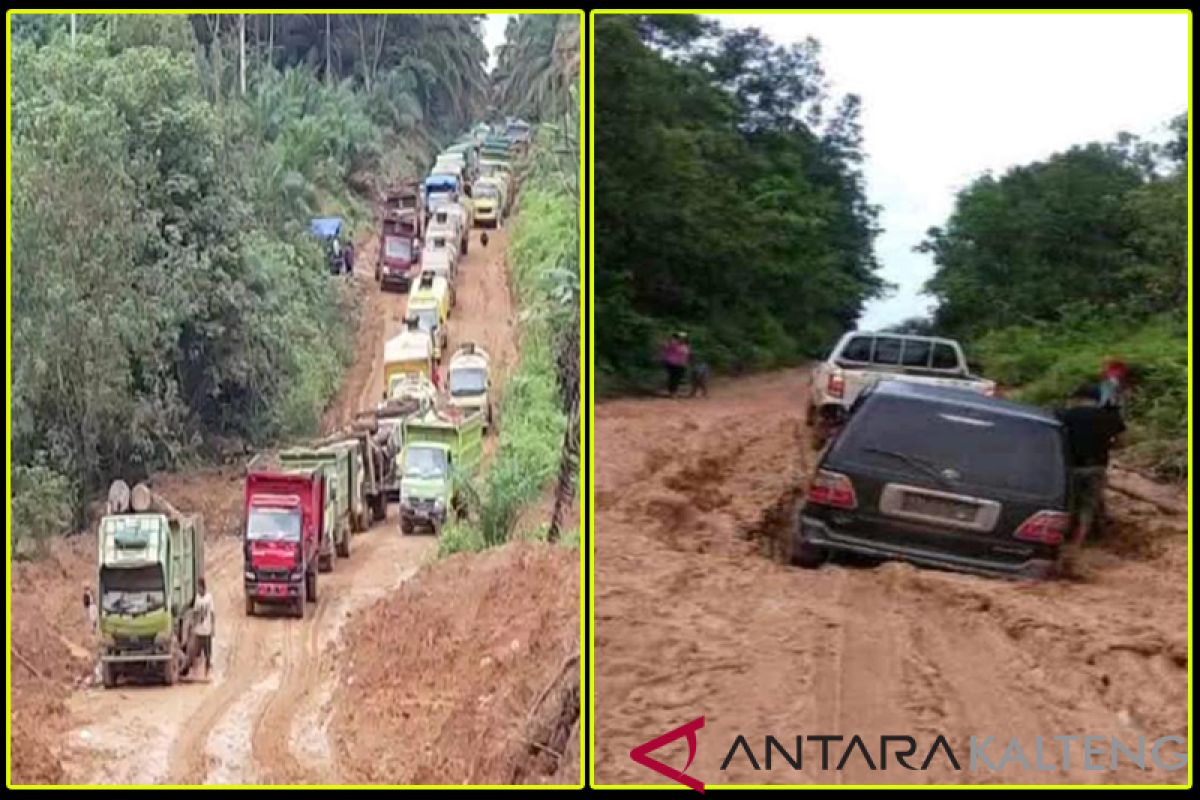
661, 331, 691, 397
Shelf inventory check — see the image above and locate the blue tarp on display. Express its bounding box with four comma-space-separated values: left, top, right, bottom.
425, 175, 459, 192
310, 217, 343, 239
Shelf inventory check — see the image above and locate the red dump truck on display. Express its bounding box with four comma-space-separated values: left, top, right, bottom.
377, 209, 422, 292
243, 466, 326, 617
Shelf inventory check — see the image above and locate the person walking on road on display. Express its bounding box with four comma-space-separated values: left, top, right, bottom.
661, 331, 691, 397
1057, 384, 1126, 571
83, 585, 98, 635
193, 578, 215, 680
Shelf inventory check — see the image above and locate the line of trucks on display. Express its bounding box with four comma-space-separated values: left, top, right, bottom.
94, 120, 531, 687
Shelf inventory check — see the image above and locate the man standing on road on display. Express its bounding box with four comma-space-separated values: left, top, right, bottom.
343, 241, 355, 275
83, 585, 98, 635
193, 578, 215, 680
1058, 384, 1126, 569
661, 332, 691, 397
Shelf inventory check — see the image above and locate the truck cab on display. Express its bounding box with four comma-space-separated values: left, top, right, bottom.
424, 175, 460, 217
397, 408, 484, 535
98, 507, 205, 687
447, 343, 493, 431
383, 327, 435, 396
472, 178, 505, 228
406, 280, 450, 361
377, 209, 421, 291
809, 331, 997, 448
243, 468, 324, 617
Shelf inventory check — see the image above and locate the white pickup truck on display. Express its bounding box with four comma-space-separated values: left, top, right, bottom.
808, 331, 997, 446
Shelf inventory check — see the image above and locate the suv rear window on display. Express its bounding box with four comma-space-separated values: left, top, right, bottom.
832, 396, 1066, 500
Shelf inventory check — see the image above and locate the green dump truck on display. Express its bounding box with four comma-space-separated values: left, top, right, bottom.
398, 408, 485, 535
97, 481, 205, 688
279, 445, 357, 565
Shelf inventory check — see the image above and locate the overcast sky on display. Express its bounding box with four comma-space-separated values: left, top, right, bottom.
712, 13, 1189, 329
483, 14, 511, 72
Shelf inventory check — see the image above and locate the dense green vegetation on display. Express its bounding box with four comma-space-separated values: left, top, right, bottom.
920, 116, 1188, 478
10, 14, 491, 551
595, 14, 885, 391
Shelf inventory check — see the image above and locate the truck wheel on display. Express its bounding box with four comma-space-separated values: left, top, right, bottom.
102, 663, 116, 689
318, 553, 333, 573
292, 598, 305, 619
245, 596, 256, 616
336, 529, 351, 559
306, 570, 318, 603
371, 493, 387, 522
164, 653, 178, 686
358, 509, 371, 532
805, 404, 816, 427
400, 517, 413, 535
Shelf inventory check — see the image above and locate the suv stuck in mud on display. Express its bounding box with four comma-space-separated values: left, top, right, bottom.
795, 381, 1072, 579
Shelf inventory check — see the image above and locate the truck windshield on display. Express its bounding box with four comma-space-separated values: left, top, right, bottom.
413, 309, 438, 332
404, 447, 448, 479
384, 237, 412, 260
449, 367, 487, 396
100, 565, 166, 616
247, 507, 303, 542
475, 185, 499, 200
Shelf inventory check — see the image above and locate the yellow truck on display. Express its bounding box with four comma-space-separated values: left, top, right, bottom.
472, 177, 507, 228
447, 342, 494, 432
383, 326, 435, 401
405, 274, 451, 361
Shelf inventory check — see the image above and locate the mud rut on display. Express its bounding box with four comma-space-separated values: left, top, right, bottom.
62, 225, 517, 785
594, 370, 1187, 786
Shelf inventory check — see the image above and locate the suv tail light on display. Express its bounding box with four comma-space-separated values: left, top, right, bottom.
1013, 511, 1070, 545
808, 470, 857, 510
827, 371, 845, 399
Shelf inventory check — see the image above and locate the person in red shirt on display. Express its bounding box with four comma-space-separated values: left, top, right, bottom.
1099, 357, 1129, 410
660, 332, 691, 397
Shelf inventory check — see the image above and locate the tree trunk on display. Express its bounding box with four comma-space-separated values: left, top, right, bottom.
70, 14, 76, 49
239, 14, 246, 95
210, 15, 222, 105
325, 14, 332, 86
268, 15, 274, 70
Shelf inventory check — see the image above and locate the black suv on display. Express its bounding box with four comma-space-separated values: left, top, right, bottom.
795, 380, 1072, 579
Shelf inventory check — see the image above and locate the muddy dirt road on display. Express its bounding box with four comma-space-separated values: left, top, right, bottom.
594, 370, 1188, 786
52, 225, 519, 785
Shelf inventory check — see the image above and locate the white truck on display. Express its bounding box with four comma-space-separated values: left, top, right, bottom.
446, 343, 493, 432
808, 331, 996, 447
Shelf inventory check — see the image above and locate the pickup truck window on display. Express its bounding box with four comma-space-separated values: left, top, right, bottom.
901, 339, 932, 367
840, 336, 873, 362
873, 337, 903, 365
932, 343, 959, 370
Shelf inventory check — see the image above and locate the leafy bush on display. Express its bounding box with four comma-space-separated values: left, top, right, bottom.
976, 312, 1187, 478
11, 464, 75, 558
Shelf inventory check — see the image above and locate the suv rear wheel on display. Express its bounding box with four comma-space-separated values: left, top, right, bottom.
790, 535, 828, 569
